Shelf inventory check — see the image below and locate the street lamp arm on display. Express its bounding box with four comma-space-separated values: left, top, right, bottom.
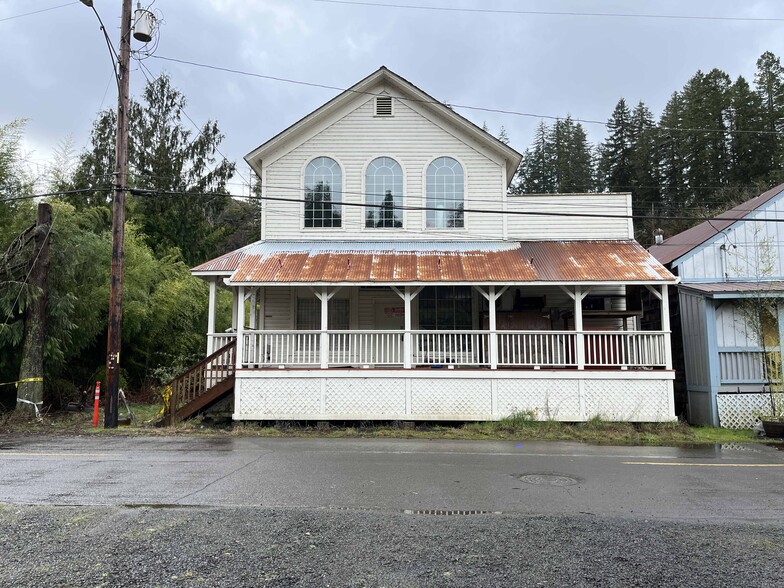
84, 4, 122, 94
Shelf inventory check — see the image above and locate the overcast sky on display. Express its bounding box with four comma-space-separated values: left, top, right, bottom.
2, 0, 783, 194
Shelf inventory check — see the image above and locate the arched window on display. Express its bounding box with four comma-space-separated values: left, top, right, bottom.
365, 157, 403, 228
426, 157, 464, 228
304, 157, 342, 228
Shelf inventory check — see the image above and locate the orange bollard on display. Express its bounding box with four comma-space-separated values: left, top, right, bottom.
92, 381, 101, 427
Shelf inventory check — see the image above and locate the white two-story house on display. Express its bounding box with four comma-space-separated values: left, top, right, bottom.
170, 67, 678, 424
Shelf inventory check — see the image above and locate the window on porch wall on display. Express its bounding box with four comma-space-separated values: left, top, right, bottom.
296, 298, 350, 330
418, 286, 472, 330
296, 298, 350, 351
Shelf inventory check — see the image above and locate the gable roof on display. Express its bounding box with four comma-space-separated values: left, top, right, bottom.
649, 182, 784, 266
243, 66, 523, 185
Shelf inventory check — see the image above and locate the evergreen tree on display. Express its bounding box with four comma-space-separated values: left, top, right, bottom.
727, 76, 769, 186
551, 116, 593, 192
753, 51, 784, 176
497, 125, 510, 145
71, 74, 237, 265
679, 69, 732, 196
598, 98, 634, 192
515, 122, 554, 193
629, 101, 661, 242
658, 91, 688, 215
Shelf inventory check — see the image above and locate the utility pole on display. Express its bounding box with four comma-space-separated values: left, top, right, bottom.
104, 0, 133, 428
16, 203, 52, 418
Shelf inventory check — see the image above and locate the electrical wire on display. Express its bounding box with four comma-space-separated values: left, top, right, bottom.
124, 186, 784, 225
307, 0, 784, 23
0, 187, 114, 204
0, 1, 77, 23
150, 54, 782, 136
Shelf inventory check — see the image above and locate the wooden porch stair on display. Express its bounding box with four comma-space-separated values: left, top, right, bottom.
159, 341, 236, 426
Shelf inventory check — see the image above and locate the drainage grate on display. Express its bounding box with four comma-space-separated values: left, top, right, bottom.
402, 509, 502, 516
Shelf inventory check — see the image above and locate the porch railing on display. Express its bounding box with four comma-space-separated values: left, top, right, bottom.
412, 330, 489, 366
207, 332, 237, 355
243, 330, 321, 366
719, 348, 782, 384
497, 331, 575, 367
234, 330, 669, 370
329, 331, 404, 366
584, 332, 668, 368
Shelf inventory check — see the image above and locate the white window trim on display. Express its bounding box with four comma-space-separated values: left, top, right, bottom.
300, 155, 347, 232
361, 154, 407, 232
421, 155, 468, 231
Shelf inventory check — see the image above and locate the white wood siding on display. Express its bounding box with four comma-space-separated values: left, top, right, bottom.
506, 193, 633, 240
262, 85, 507, 240
676, 193, 784, 281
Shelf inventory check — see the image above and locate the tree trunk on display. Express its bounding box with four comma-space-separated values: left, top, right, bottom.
17, 203, 52, 417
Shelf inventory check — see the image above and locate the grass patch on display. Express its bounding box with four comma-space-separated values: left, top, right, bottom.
1, 405, 782, 446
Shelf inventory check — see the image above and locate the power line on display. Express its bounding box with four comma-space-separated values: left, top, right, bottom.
135, 59, 251, 187
0, 187, 114, 204
308, 0, 784, 23
150, 55, 782, 137
0, 1, 77, 23
117, 166, 776, 214
126, 186, 784, 225
4, 177, 775, 221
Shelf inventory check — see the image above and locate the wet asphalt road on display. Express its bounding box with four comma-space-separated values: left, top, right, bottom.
1, 435, 783, 587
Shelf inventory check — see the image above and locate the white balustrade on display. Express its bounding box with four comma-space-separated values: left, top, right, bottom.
497, 331, 575, 366
412, 331, 489, 366
207, 332, 237, 355
584, 332, 667, 367
242, 330, 321, 367
234, 330, 668, 369
329, 331, 404, 366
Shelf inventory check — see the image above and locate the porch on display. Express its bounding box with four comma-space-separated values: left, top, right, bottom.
210, 328, 670, 371
191, 239, 678, 422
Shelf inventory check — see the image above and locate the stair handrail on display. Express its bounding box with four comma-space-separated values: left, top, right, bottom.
165, 340, 236, 420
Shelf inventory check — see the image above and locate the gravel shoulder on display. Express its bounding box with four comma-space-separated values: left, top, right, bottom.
1, 504, 782, 587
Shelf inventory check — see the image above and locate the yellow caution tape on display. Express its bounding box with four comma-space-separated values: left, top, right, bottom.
0, 377, 44, 387
158, 384, 172, 417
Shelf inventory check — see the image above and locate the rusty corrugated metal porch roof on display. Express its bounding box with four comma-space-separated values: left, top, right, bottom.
193, 240, 676, 285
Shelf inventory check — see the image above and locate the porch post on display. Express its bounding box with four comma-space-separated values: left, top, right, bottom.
489, 285, 498, 369
575, 286, 585, 370
236, 285, 245, 369
231, 288, 238, 330
661, 284, 672, 370
404, 286, 412, 369
249, 289, 257, 330
320, 287, 329, 369
207, 278, 216, 355
392, 286, 423, 368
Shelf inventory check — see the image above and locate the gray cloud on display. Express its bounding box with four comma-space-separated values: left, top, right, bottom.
2, 0, 783, 188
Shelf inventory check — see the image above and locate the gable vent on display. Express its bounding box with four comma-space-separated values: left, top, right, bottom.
375, 96, 393, 116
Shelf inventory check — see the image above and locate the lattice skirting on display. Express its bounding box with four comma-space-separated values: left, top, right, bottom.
234, 372, 675, 422
717, 393, 773, 429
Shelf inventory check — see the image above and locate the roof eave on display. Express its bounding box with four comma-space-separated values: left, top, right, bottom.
243, 67, 523, 185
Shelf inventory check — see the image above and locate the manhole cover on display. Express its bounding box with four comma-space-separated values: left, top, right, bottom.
517, 473, 579, 487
